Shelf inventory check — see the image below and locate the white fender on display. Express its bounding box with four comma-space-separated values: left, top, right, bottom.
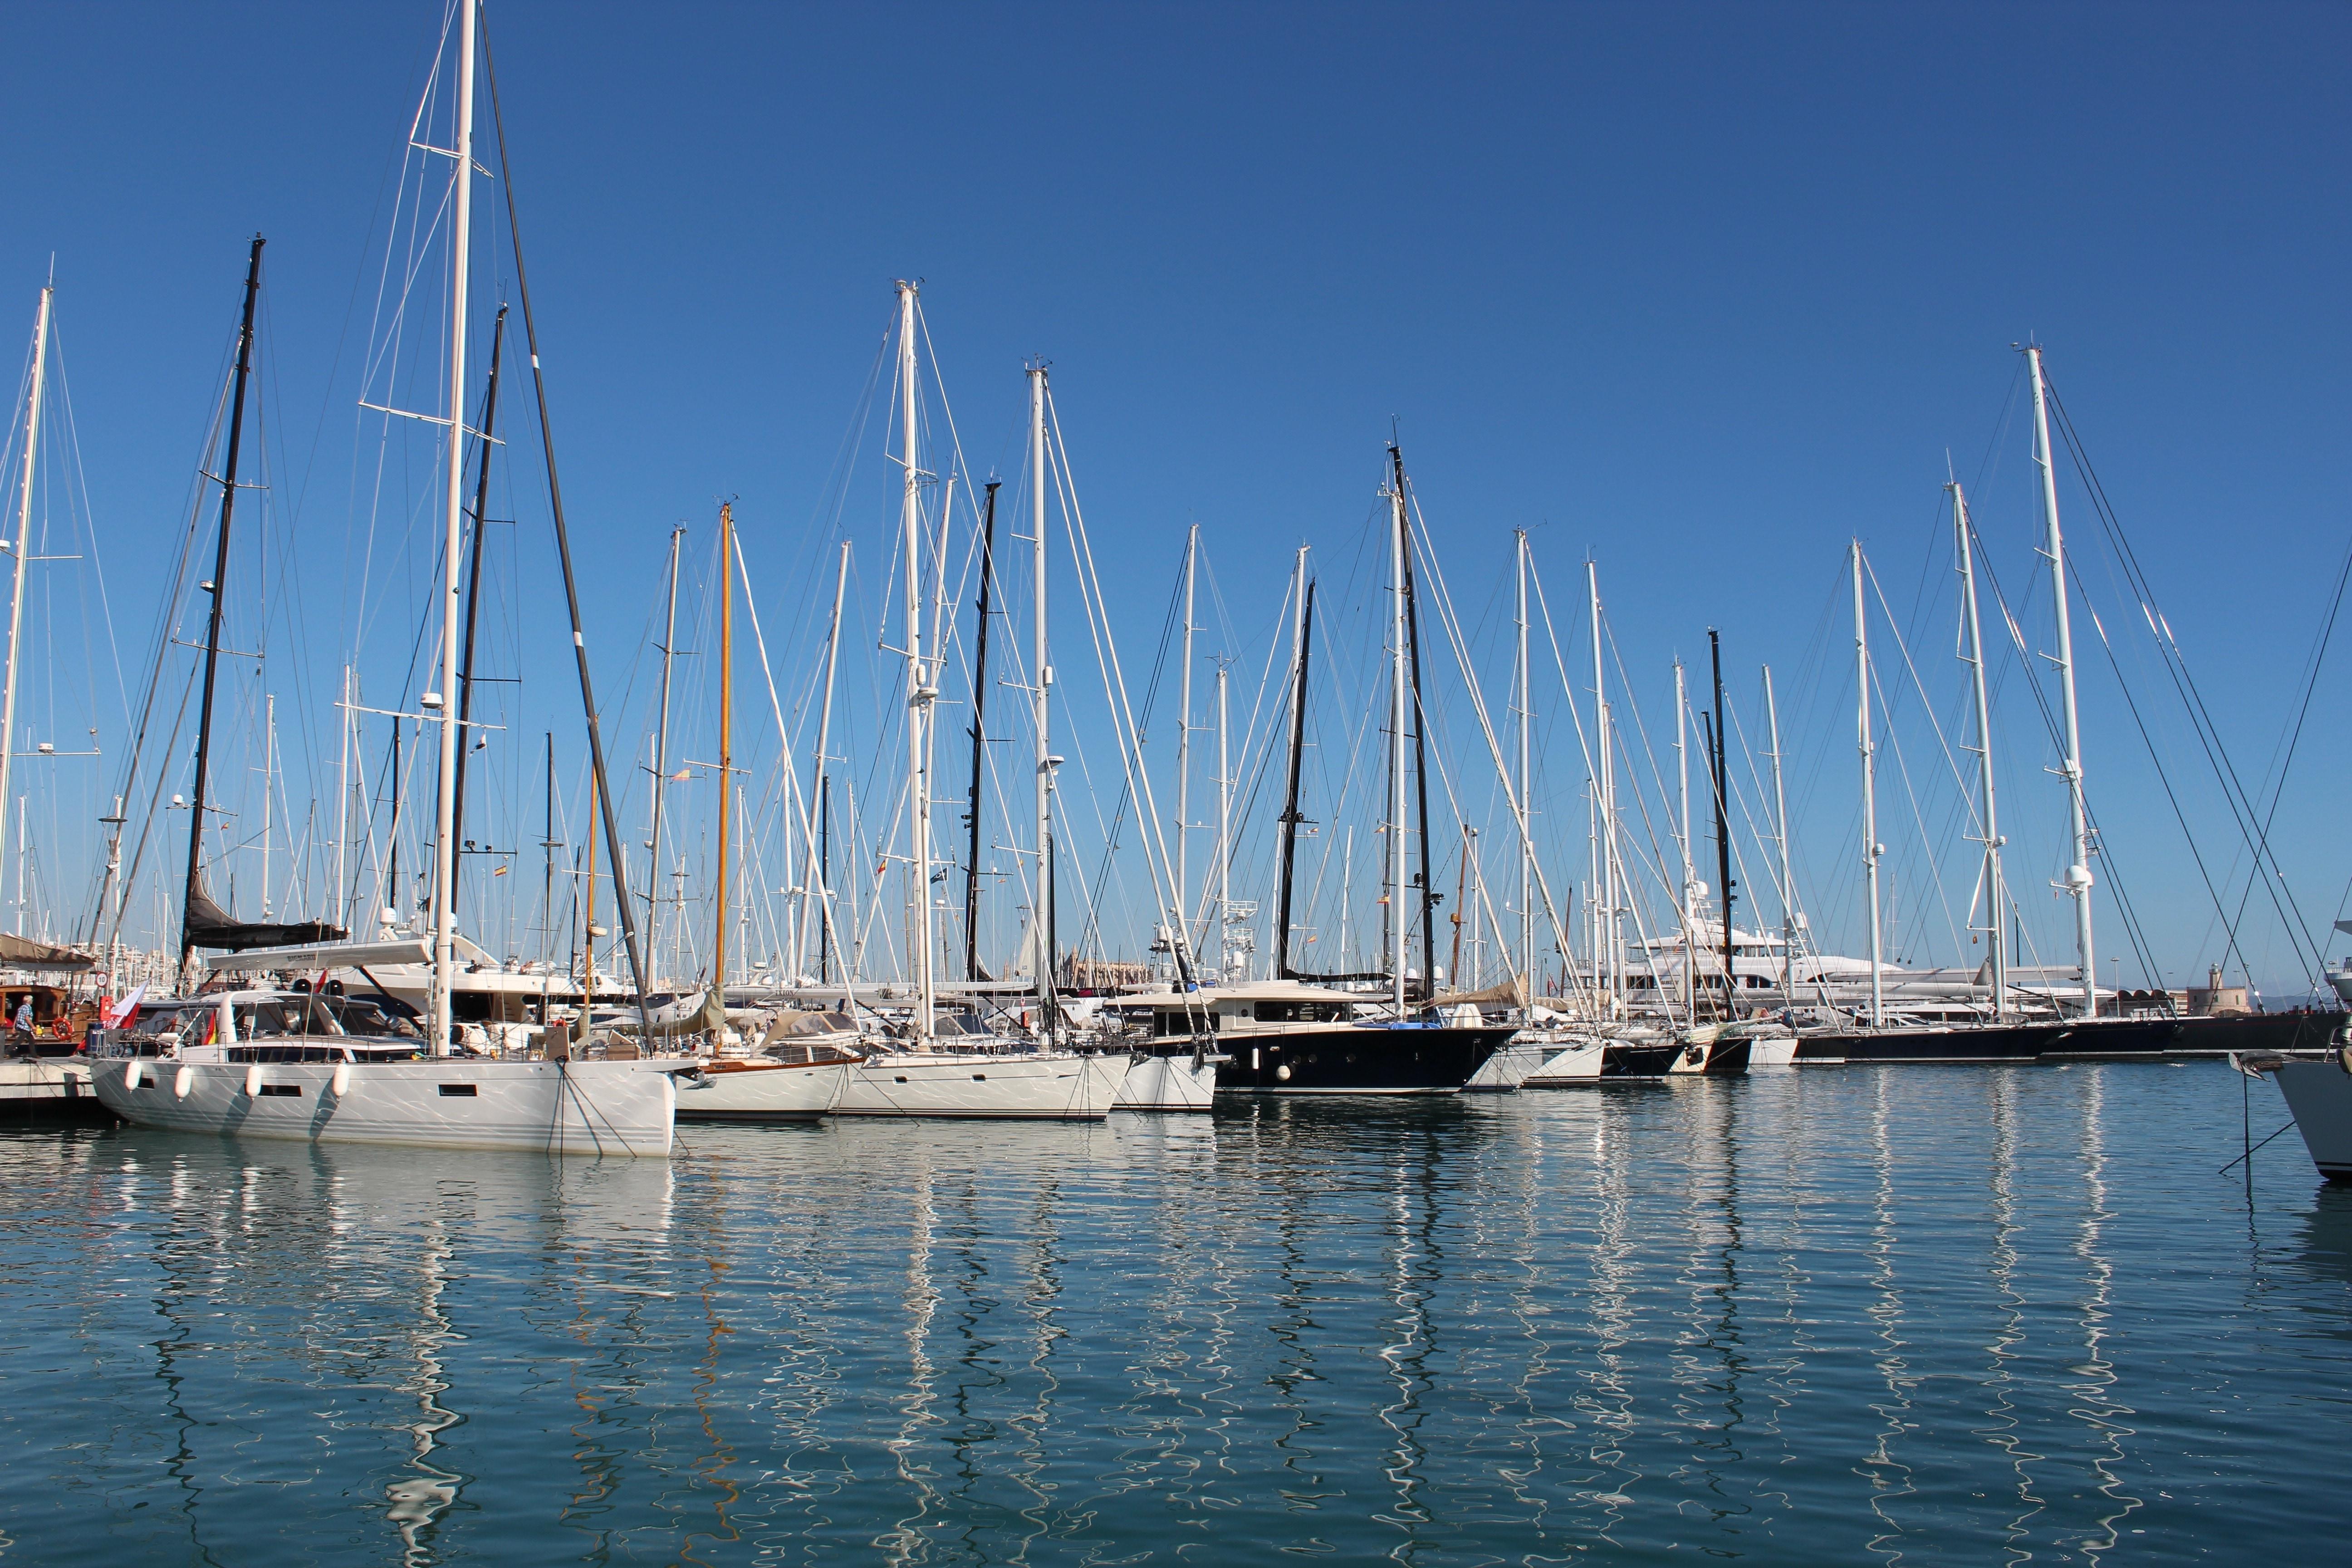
331, 1062, 351, 1097
244, 1065, 263, 1098
122, 1059, 143, 1091
173, 1066, 194, 1098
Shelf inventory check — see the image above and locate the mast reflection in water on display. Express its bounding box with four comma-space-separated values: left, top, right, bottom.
2, 1064, 2345, 1562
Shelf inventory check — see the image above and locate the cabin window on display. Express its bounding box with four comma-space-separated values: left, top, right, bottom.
1253, 1001, 1339, 1024
257, 1084, 302, 1098
971, 1073, 987, 1081
437, 1084, 478, 1098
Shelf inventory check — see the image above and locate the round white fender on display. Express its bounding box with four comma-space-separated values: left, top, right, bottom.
244, 1065, 263, 1098
173, 1066, 194, 1098
331, 1062, 351, 1097
123, 1059, 143, 1091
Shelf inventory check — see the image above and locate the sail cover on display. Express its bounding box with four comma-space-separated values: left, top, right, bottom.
0, 931, 93, 970
183, 875, 346, 952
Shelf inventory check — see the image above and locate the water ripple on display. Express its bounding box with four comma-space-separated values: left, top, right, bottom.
1, 1064, 2345, 1563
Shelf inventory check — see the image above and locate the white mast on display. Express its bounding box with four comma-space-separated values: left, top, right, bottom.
1514, 530, 1534, 996
0, 284, 53, 910
1675, 657, 1694, 1016
1588, 560, 1615, 1015
1387, 461, 1410, 1015
2028, 345, 2097, 1017
1763, 665, 1796, 1005
1028, 362, 1054, 1031
1215, 662, 1232, 978
896, 281, 934, 1044
799, 539, 849, 982
427, 0, 477, 1056
1174, 523, 1196, 965
334, 666, 352, 929
647, 522, 684, 982
259, 692, 275, 916
1852, 539, 1883, 1027
1952, 481, 2007, 1019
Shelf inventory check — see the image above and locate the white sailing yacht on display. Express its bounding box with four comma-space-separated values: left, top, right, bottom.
828, 289, 1121, 1121
94, 3, 669, 1153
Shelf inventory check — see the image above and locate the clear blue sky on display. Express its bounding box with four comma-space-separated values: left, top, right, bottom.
3, 2, 2345, 995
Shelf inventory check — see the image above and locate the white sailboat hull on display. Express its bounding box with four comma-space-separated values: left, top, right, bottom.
1113, 1053, 1217, 1112
834, 1051, 1122, 1120
1463, 1042, 1557, 1092
1521, 1041, 1607, 1086
670, 1060, 846, 1122
2275, 1058, 2352, 1180
1747, 1037, 1798, 1068
91, 1058, 672, 1156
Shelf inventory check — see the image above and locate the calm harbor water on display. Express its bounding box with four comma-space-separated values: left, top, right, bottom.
2, 1063, 2345, 1564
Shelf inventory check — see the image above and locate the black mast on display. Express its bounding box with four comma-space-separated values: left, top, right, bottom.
964, 480, 1000, 980
1392, 445, 1438, 1004
483, 29, 650, 1030
180, 236, 265, 973
1274, 580, 1317, 979
1709, 627, 1735, 1007
447, 303, 507, 909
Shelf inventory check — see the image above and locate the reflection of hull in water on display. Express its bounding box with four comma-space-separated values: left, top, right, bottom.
2047, 1012, 2346, 1058
1218, 1025, 1510, 1094
91, 1058, 673, 1155
1796, 1023, 2059, 1064
834, 1052, 1122, 1120
1114, 1053, 1217, 1112
2274, 1059, 2352, 1181
670, 1060, 846, 1122
0, 1058, 113, 1124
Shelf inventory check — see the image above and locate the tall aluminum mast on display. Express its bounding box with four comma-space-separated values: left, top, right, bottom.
646, 522, 685, 981
0, 285, 51, 907
1852, 539, 1884, 1027
1215, 662, 1232, 978
427, 0, 478, 1056
1952, 481, 2006, 1019
1387, 460, 1410, 1015
1675, 657, 1694, 1016
1174, 523, 1196, 964
1763, 665, 1796, 1004
801, 540, 848, 982
1588, 561, 1616, 1014
1514, 530, 1534, 995
1028, 363, 1054, 1038
896, 282, 934, 1043
2028, 345, 2096, 1017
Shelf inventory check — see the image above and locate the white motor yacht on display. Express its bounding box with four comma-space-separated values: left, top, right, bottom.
92, 990, 672, 1156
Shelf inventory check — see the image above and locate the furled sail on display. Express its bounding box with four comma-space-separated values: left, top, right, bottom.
182, 874, 346, 953
0, 932, 93, 970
